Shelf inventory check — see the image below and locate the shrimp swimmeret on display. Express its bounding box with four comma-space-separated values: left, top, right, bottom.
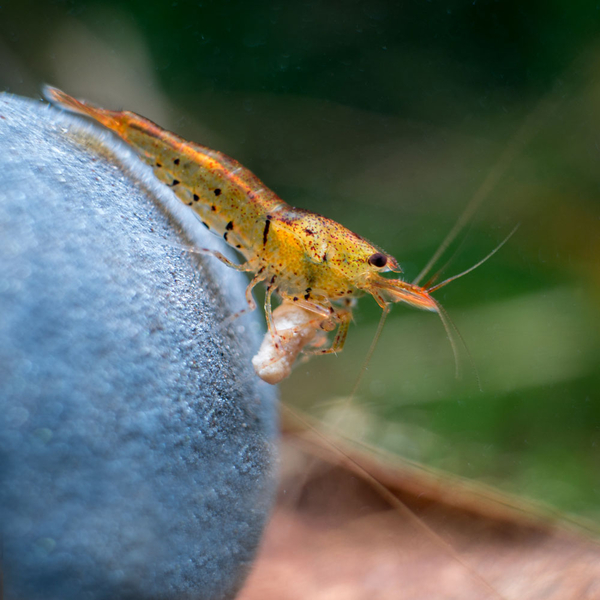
44, 85, 511, 384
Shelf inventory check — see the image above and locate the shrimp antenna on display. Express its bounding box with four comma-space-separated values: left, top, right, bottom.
413, 96, 559, 287
435, 298, 482, 388
346, 226, 517, 399
426, 224, 519, 294
281, 404, 509, 600
424, 225, 518, 387
420, 220, 474, 289
320, 304, 391, 435
348, 305, 391, 401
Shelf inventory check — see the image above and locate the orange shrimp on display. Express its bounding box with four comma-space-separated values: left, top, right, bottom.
43, 85, 511, 383
43, 86, 543, 599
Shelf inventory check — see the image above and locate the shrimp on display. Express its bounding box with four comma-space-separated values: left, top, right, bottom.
43, 85, 511, 383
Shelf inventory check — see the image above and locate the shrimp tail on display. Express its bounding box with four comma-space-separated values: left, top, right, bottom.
43, 85, 124, 134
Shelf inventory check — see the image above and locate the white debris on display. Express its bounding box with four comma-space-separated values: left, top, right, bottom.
252, 301, 327, 384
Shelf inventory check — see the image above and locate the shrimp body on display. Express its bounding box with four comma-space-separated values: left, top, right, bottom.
44, 86, 440, 366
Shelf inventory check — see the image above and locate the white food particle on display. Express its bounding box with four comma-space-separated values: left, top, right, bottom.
252, 301, 326, 384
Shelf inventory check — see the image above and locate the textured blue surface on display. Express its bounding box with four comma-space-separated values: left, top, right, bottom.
0, 93, 278, 600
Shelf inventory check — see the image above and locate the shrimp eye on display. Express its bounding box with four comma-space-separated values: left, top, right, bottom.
368, 252, 387, 268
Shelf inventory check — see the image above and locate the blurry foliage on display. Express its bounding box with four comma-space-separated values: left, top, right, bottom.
1, 0, 599, 522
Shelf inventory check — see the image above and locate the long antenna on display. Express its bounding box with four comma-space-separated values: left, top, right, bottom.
413, 96, 559, 287
346, 304, 390, 402
427, 224, 519, 294
421, 220, 474, 290
282, 404, 509, 600
423, 225, 519, 385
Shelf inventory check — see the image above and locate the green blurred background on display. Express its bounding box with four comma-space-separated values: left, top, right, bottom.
2, 1, 599, 522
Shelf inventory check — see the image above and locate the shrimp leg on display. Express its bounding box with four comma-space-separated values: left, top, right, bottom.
192, 247, 254, 272
275, 294, 350, 354
264, 278, 281, 348
305, 309, 352, 355
224, 268, 267, 324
